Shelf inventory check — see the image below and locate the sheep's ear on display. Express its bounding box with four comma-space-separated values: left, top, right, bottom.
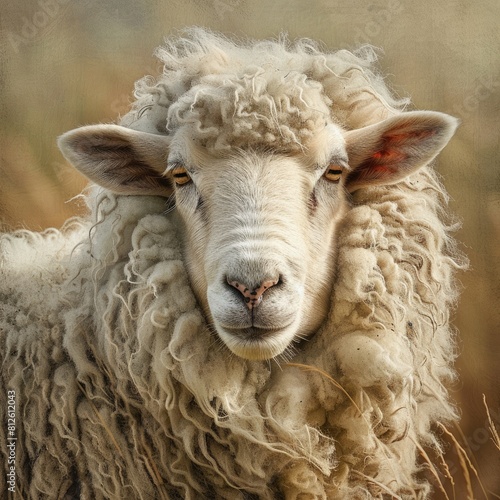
58, 124, 172, 196
344, 111, 458, 192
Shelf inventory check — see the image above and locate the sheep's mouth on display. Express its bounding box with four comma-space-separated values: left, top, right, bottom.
222, 326, 286, 340
217, 323, 297, 360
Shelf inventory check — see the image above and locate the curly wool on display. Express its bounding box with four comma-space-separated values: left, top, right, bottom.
0, 29, 465, 499
123, 28, 408, 147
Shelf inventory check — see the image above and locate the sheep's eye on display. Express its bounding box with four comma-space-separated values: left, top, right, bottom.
323, 165, 343, 183
172, 165, 192, 186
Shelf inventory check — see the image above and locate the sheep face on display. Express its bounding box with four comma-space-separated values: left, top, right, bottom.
58, 110, 458, 360
167, 124, 348, 360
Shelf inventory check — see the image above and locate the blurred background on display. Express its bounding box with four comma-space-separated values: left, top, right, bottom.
1, 0, 498, 496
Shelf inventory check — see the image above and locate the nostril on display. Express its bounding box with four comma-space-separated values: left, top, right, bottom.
226, 276, 279, 310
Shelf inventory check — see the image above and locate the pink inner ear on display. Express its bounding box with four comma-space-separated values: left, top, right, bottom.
345, 111, 456, 191
368, 128, 437, 166
372, 149, 406, 162
348, 137, 411, 185
384, 128, 437, 145
366, 142, 407, 176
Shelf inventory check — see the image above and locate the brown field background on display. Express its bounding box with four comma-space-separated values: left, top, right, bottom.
1, 0, 499, 497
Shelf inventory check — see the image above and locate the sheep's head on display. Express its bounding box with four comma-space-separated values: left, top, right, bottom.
59, 111, 457, 360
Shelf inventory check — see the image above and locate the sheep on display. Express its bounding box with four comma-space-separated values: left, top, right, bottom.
0, 28, 466, 499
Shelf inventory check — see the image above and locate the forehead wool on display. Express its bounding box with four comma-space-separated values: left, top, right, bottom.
168, 71, 331, 151
122, 28, 410, 150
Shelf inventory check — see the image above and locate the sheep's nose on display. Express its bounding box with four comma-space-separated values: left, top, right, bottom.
227, 277, 279, 310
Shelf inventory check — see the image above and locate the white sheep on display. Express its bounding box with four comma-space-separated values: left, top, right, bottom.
0, 28, 465, 499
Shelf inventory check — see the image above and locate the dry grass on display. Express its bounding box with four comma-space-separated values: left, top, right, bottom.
484, 395, 500, 452
438, 422, 482, 499
423, 396, 500, 500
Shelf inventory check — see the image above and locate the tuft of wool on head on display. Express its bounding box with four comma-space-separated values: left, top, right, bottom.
123, 28, 408, 150
0, 28, 467, 499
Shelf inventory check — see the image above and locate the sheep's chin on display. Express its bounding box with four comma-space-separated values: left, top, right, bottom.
217, 328, 294, 361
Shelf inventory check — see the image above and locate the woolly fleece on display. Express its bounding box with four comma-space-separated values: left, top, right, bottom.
0, 29, 465, 499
